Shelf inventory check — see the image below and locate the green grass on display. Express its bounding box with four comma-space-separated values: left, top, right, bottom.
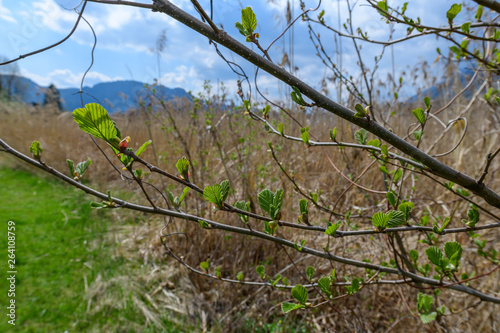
0, 167, 188, 332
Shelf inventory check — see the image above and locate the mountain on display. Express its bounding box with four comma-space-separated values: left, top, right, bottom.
0, 75, 190, 112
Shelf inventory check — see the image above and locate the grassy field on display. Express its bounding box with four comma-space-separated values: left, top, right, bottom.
0, 167, 190, 332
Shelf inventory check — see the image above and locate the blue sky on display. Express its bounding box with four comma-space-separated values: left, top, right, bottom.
0, 0, 463, 101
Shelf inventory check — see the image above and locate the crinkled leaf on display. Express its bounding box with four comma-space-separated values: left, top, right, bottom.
305, 266, 315, 281
75, 158, 92, 178
176, 156, 190, 180
29, 141, 43, 160
420, 312, 437, 324
256, 265, 265, 279
241, 6, 257, 32
325, 221, 341, 236
299, 199, 309, 215
354, 129, 369, 145
444, 241, 462, 262
73, 103, 119, 149
426, 246, 444, 266
220, 180, 230, 202
291, 284, 308, 304
200, 260, 209, 272
234, 200, 250, 223
258, 189, 274, 215
329, 127, 337, 142
387, 210, 405, 228
318, 277, 331, 297
354, 104, 367, 118
372, 212, 390, 230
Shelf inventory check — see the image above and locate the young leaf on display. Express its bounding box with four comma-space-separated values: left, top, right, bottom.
354, 129, 368, 145
446, 3, 462, 24
372, 212, 390, 230
136, 140, 151, 156
236, 271, 244, 282
424, 96, 431, 110
299, 199, 309, 216
73, 103, 119, 149
386, 191, 397, 207
412, 108, 426, 125
325, 221, 342, 236
200, 260, 210, 272
241, 7, 257, 33
426, 246, 444, 266
281, 302, 304, 314
329, 127, 337, 142
178, 187, 190, 206
444, 241, 462, 263
346, 278, 360, 295
176, 156, 190, 181
258, 189, 274, 215
215, 267, 221, 278
256, 265, 265, 279
354, 104, 367, 118
300, 127, 310, 145
381, 144, 389, 157
75, 158, 92, 179
387, 210, 405, 228
291, 284, 308, 304
234, 200, 250, 223
67, 159, 75, 177
198, 220, 211, 229
29, 141, 43, 160
318, 277, 332, 298
305, 266, 316, 281
278, 123, 285, 136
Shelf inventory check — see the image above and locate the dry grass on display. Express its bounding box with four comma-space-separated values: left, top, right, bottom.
1, 85, 500, 332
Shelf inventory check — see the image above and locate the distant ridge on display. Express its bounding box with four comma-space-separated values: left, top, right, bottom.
0, 75, 191, 112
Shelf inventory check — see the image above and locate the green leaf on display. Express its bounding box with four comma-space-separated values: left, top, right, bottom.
410, 249, 419, 263
203, 180, 230, 210
426, 246, 444, 266
90, 202, 107, 209
325, 221, 341, 236
234, 201, 250, 223
236, 271, 243, 281
291, 86, 306, 106
367, 139, 381, 148
329, 127, 337, 142
381, 144, 389, 157
386, 191, 397, 207
258, 189, 274, 215
372, 212, 390, 230
235, 21, 247, 37
393, 168, 403, 182
281, 302, 304, 313
417, 293, 433, 313
220, 180, 230, 202
256, 265, 265, 279
73, 103, 119, 149
66, 159, 75, 177
278, 123, 285, 136
200, 260, 209, 272
461, 22, 471, 33
354, 104, 367, 118
178, 187, 190, 205
377, 1, 388, 12
318, 277, 332, 298
300, 127, 310, 145
29, 141, 43, 160
346, 278, 360, 295
299, 199, 309, 216
132, 168, 143, 179
444, 241, 462, 262
456, 188, 470, 197
412, 108, 426, 125
305, 266, 315, 281
467, 205, 479, 227
176, 156, 190, 181
291, 285, 308, 304
398, 202, 414, 221
424, 97, 431, 109
198, 220, 211, 229
475, 5, 483, 21
75, 158, 92, 179
241, 7, 257, 33
446, 4, 462, 24
354, 129, 368, 145
136, 140, 151, 156
420, 312, 437, 324
215, 267, 221, 278
387, 210, 405, 228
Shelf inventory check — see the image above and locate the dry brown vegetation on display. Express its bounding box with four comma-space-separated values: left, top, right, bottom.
1, 78, 500, 332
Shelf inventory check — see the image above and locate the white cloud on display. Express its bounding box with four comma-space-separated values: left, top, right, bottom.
0, 0, 16, 23
21, 67, 123, 88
